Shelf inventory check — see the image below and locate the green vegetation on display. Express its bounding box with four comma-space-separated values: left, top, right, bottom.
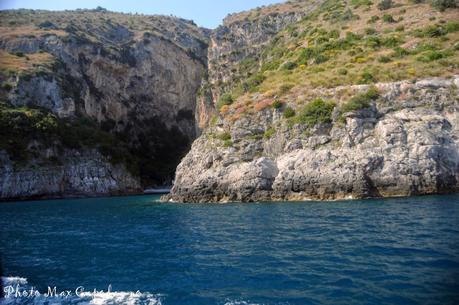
223, 139, 233, 147
283, 106, 296, 118
368, 15, 380, 23
378, 55, 392, 63
365, 28, 377, 35
293, 99, 336, 127
214, 0, 458, 126
414, 22, 459, 37
431, 0, 457, 11
278, 83, 294, 95
359, 71, 376, 84
217, 131, 232, 141
272, 100, 283, 109
341, 87, 379, 113
263, 127, 276, 139
282, 61, 298, 70
416, 49, 451, 62
0, 102, 133, 166
377, 0, 393, 10
242, 74, 266, 93
338, 68, 348, 75
216, 93, 234, 111
382, 14, 396, 23
351, 0, 373, 8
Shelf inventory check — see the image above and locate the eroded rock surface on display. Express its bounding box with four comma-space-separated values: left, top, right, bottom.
166, 77, 459, 202
0, 150, 140, 200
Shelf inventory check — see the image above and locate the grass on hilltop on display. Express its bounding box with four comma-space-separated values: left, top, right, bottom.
216, 0, 459, 124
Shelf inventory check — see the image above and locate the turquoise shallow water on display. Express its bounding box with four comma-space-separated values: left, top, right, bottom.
1, 194, 459, 305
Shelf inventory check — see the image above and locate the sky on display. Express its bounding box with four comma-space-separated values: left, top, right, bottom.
0, 0, 285, 28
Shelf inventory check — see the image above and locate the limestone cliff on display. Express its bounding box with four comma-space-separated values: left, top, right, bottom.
166, 0, 459, 202
2, 0, 459, 201
0, 9, 210, 199
197, 0, 326, 128
0, 150, 140, 200
166, 77, 459, 202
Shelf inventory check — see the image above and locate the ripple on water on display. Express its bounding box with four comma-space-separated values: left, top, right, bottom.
0, 194, 459, 305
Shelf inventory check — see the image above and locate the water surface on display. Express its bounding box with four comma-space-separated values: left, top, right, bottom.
1, 194, 459, 304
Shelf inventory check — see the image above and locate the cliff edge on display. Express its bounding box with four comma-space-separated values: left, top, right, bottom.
165, 77, 459, 202
166, 0, 459, 202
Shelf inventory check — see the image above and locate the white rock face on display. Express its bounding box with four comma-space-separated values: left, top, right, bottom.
166, 77, 459, 203
0, 150, 141, 200
0, 13, 211, 198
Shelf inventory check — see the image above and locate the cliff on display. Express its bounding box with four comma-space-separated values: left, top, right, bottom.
197, 0, 326, 128
0, 9, 210, 199
166, 0, 459, 202
1, 0, 458, 201
166, 77, 459, 202
0, 150, 140, 200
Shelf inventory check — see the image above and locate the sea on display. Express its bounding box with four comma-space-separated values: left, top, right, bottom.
1, 194, 459, 305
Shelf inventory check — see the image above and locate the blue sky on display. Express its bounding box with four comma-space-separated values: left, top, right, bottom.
0, 0, 285, 28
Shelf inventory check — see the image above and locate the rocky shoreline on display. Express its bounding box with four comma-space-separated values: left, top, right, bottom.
164, 77, 459, 203
0, 149, 142, 201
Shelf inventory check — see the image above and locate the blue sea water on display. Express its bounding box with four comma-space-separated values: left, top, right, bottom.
1, 194, 459, 305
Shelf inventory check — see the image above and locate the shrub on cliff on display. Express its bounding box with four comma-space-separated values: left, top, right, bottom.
242, 74, 266, 93
0, 103, 135, 169
283, 107, 296, 118
416, 50, 450, 62
217, 93, 234, 111
278, 83, 294, 95
382, 14, 396, 23
272, 100, 283, 109
378, 0, 393, 10
281, 61, 298, 70
431, 0, 456, 11
263, 127, 276, 139
359, 71, 376, 84
0, 103, 58, 160
217, 132, 231, 141
368, 15, 380, 23
295, 99, 336, 127
341, 87, 379, 113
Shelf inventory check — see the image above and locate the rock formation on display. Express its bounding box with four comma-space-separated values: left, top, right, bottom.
0, 9, 210, 199
1, 1, 459, 201
166, 77, 459, 202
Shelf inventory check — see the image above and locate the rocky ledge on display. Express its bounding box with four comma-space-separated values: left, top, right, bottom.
164, 76, 459, 203
0, 149, 141, 200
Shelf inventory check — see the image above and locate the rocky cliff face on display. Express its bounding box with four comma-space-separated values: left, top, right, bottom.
208, 0, 324, 88
165, 77, 459, 202
166, 0, 459, 203
0, 9, 210, 199
2, 2, 458, 201
0, 150, 140, 200
1, 3, 315, 200
197, 0, 326, 128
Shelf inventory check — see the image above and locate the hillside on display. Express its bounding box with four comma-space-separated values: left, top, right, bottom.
0, 8, 210, 199
213, 0, 458, 117
0, 0, 458, 201
165, 0, 459, 202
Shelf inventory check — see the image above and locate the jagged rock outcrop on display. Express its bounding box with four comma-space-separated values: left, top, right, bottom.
0, 10, 210, 198
197, 0, 326, 128
165, 77, 459, 202
208, 0, 324, 87
1, 4, 318, 200
0, 150, 140, 200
